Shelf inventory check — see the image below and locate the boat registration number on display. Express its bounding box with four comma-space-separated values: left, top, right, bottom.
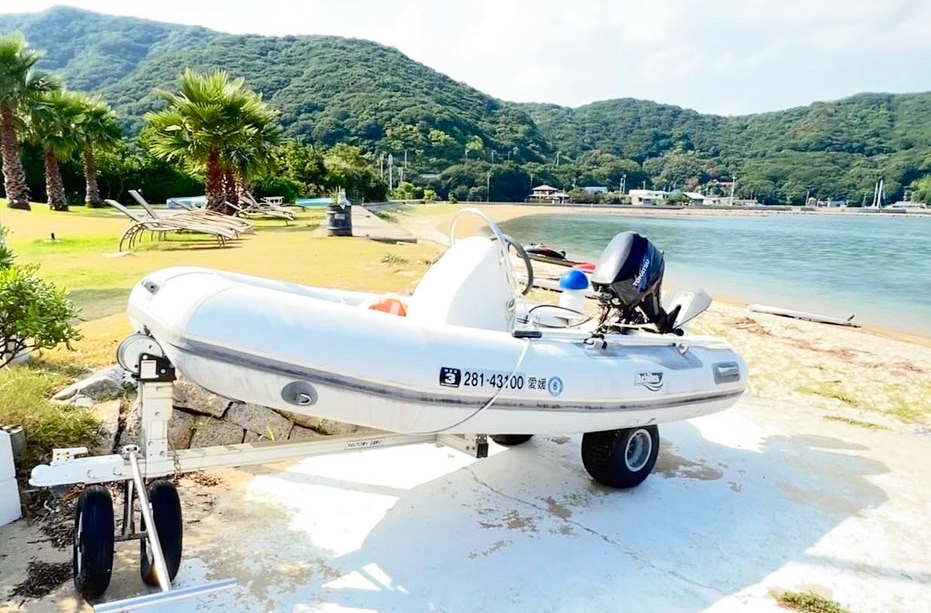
439, 367, 564, 396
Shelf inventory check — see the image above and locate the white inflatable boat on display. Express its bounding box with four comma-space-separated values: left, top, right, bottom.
127, 209, 746, 437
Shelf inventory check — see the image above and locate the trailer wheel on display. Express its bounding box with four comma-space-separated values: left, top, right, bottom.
73, 486, 115, 599
581, 426, 659, 488
140, 480, 183, 586
491, 434, 533, 446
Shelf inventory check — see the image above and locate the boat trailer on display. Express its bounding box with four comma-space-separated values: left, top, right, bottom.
29, 351, 489, 612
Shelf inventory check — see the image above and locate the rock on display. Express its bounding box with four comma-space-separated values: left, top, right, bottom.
189, 418, 244, 448
288, 424, 322, 440
226, 402, 292, 441
117, 403, 196, 450
53, 365, 127, 402
92, 399, 122, 453
72, 394, 96, 408
308, 418, 360, 435
274, 410, 360, 435
273, 409, 319, 429
244, 431, 273, 443
168, 410, 196, 450
173, 375, 231, 418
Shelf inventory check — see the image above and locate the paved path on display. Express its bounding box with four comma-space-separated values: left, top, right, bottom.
312, 206, 416, 242
3, 394, 929, 613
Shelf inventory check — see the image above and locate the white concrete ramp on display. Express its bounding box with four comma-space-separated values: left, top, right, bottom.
83, 396, 929, 613
4, 396, 929, 613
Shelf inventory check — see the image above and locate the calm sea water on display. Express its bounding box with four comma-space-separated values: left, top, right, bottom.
500, 213, 931, 336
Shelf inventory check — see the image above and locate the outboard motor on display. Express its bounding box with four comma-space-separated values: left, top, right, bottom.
590, 232, 678, 333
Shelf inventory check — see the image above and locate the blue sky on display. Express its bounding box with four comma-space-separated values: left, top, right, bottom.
6, 0, 931, 115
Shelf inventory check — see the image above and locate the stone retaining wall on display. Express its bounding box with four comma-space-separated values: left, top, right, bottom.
59, 367, 362, 452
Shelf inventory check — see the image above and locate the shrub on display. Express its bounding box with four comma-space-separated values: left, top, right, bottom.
423, 188, 437, 202
0, 365, 99, 470
0, 229, 14, 270
253, 176, 304, 202
0, 264, 82, 368
448, 193, 458, 204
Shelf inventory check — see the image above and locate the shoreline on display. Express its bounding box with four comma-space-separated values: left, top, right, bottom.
395, 202, 931, 350
373, 200, 931, 219
403, 201, 931, 426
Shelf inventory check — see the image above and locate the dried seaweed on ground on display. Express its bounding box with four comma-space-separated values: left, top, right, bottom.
9, 559, 72, 600
38, 520, 74, 549
733, 317, 772, 335
185, 471, 224, 487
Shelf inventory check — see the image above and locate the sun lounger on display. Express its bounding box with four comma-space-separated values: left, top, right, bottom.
239, 192, 295, 222
106, 199, 237, 251
129, 191, 254, 235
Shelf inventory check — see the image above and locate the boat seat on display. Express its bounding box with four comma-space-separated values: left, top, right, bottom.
405, 236, 514, 332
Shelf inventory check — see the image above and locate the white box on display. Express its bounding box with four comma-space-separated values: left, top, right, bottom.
0, 430, 13, 481
0, 477, 21, 526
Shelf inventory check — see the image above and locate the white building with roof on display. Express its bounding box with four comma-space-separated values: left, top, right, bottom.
529, 184, 568, 204
628, 189, 668, 206
682, 192, 705, 205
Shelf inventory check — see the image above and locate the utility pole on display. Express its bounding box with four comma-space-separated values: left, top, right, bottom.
388, 154, 394, 191
507, 150, 511, 162
491, 151, 495, 164
404, 149, 408, 169
620, 174, 626, 194
486, 172, 491, 202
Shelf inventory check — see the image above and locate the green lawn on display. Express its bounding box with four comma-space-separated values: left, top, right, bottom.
0, 199, 442, 466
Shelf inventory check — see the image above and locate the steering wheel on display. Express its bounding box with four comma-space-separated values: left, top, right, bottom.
449, 208, 534, 296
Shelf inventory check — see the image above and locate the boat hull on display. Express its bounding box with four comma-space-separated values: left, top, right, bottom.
130, 267, 747, 434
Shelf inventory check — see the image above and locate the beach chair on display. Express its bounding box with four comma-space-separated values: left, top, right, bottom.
239, 192, 295, 222
129, 191, 254, 235
106, 199, 237, 251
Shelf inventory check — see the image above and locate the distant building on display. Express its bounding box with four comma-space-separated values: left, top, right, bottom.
582, 186, 609, 195
628, 189, 668, 206
682, 191, 705, 205
529, 184, 568, 204
550, 191, 570, 203
817, 198, 846, 208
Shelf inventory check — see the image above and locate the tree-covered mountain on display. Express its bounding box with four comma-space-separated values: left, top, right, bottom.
1, 6, 930, 204
0, 6, 552, 169
521, 93, 931, 203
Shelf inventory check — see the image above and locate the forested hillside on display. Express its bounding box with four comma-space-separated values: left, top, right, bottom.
2, 6, 930, 204
523, 94, 931, 203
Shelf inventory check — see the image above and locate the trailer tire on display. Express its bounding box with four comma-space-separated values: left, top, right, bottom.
140, 480, 183, 586
491, 434, 533, 446
73, 486, 115, 599
581, 426, 659, 488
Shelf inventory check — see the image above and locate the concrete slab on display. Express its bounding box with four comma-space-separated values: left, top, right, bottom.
3, 395, 929, 612
313, 206, 416, 242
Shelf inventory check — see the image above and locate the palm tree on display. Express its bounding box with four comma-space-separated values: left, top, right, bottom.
223, 134, 280, 204
73, 94, 120, 207
27, 88, 83, 211
145, 69, 281, 212
0, 34, 57, 210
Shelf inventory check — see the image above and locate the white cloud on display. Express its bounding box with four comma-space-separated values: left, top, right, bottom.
4, 0, 931, 114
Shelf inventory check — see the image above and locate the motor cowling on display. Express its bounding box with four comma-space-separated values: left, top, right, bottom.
590, 232, 668, 328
